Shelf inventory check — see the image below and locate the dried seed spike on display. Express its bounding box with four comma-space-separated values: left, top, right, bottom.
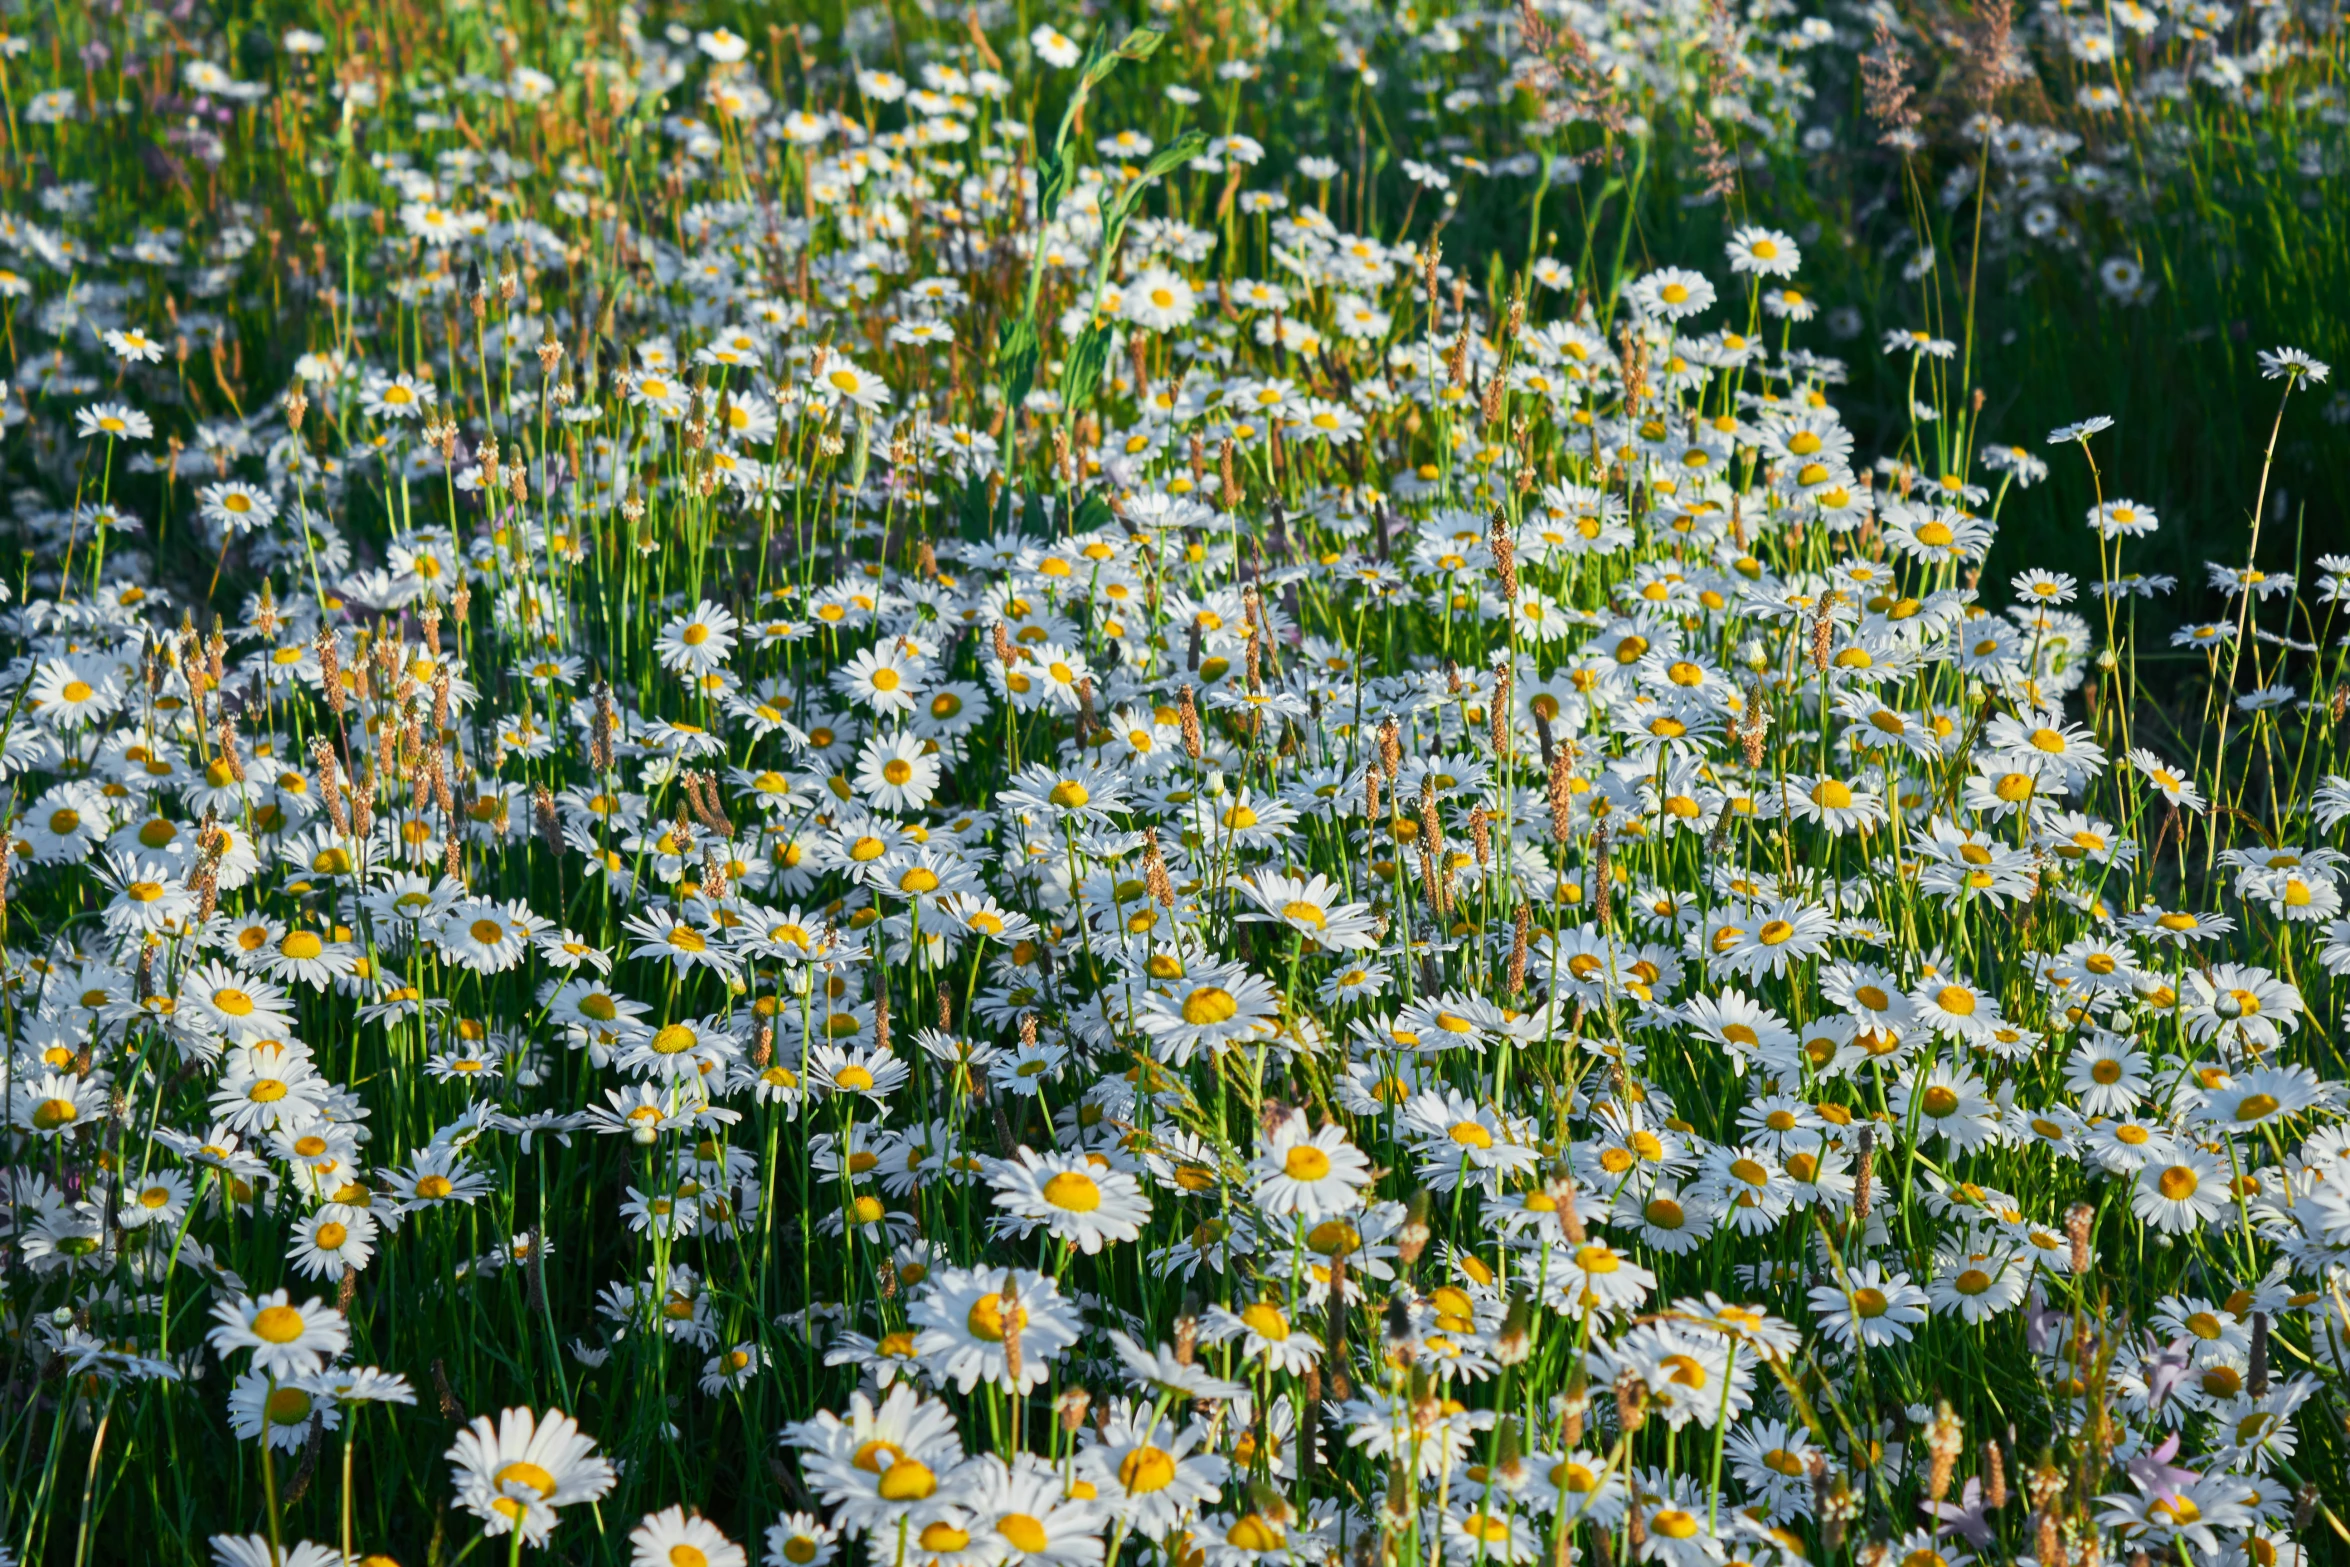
1547, 750, 1575, 845
1508, 903, 1530, 994
1926, 1403, 1962, 1503
1177, 685, 1204, 761
2066, 1201, 2094, 1273
1489, 660, 1512, 759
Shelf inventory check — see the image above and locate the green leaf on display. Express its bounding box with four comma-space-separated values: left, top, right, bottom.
1035, 140, 1072, 227
1058, 324, 1113, 419
1113, 27, 1165, 63
1071, 492, 1117, 535
995, 315, 1040, 421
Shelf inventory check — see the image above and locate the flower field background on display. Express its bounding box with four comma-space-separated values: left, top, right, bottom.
0, 0, 2347, 1564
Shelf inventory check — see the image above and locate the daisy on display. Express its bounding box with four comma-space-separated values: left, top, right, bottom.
101, 326, 167, 363
198, 481, 279, 535
1136, 962, 1282, 1061
1233, 870, 1379, 950
621, 908, 741, 978
788, 1383, 970, 1532
227, 1368, 344, 1453
812, 353, 892, 412
630, 1507, 746, 1567
2127, 748, 2207, 811
445, 1406, 618, 1546
76, 402, 155, 441
361, 373, 436, 420
835, 644, 921, 716
1124, 267, 1198, 332
1079, 1401, 1231, 1534
855, 731, 942, 813
1030, 24, 1082, 66
765, 1513, 839, 1567
436, 899, 541, 974
288, 1203, 379, 1280
1726, 226, 1802, 277
99, 855, 196, 937
207, 1289, 350, 1379
10, 1070, 106, 1136
1250, 1110, 1374, 1217
654, 600, 741, 676
988, 1148, 1151, 1254
908, 1264, 1082, 1394
1928, 1243, 2029, 1323
254, 922, 361, 989
2131, 1149, 2229, 1234
1543, 1239, 1657, 1315
1807, 1263, 1929, 1348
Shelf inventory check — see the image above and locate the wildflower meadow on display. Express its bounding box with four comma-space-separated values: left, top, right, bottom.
1, 0, 2347, 1564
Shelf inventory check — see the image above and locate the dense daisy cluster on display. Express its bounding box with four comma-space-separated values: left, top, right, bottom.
0, 2, 2347, 1566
